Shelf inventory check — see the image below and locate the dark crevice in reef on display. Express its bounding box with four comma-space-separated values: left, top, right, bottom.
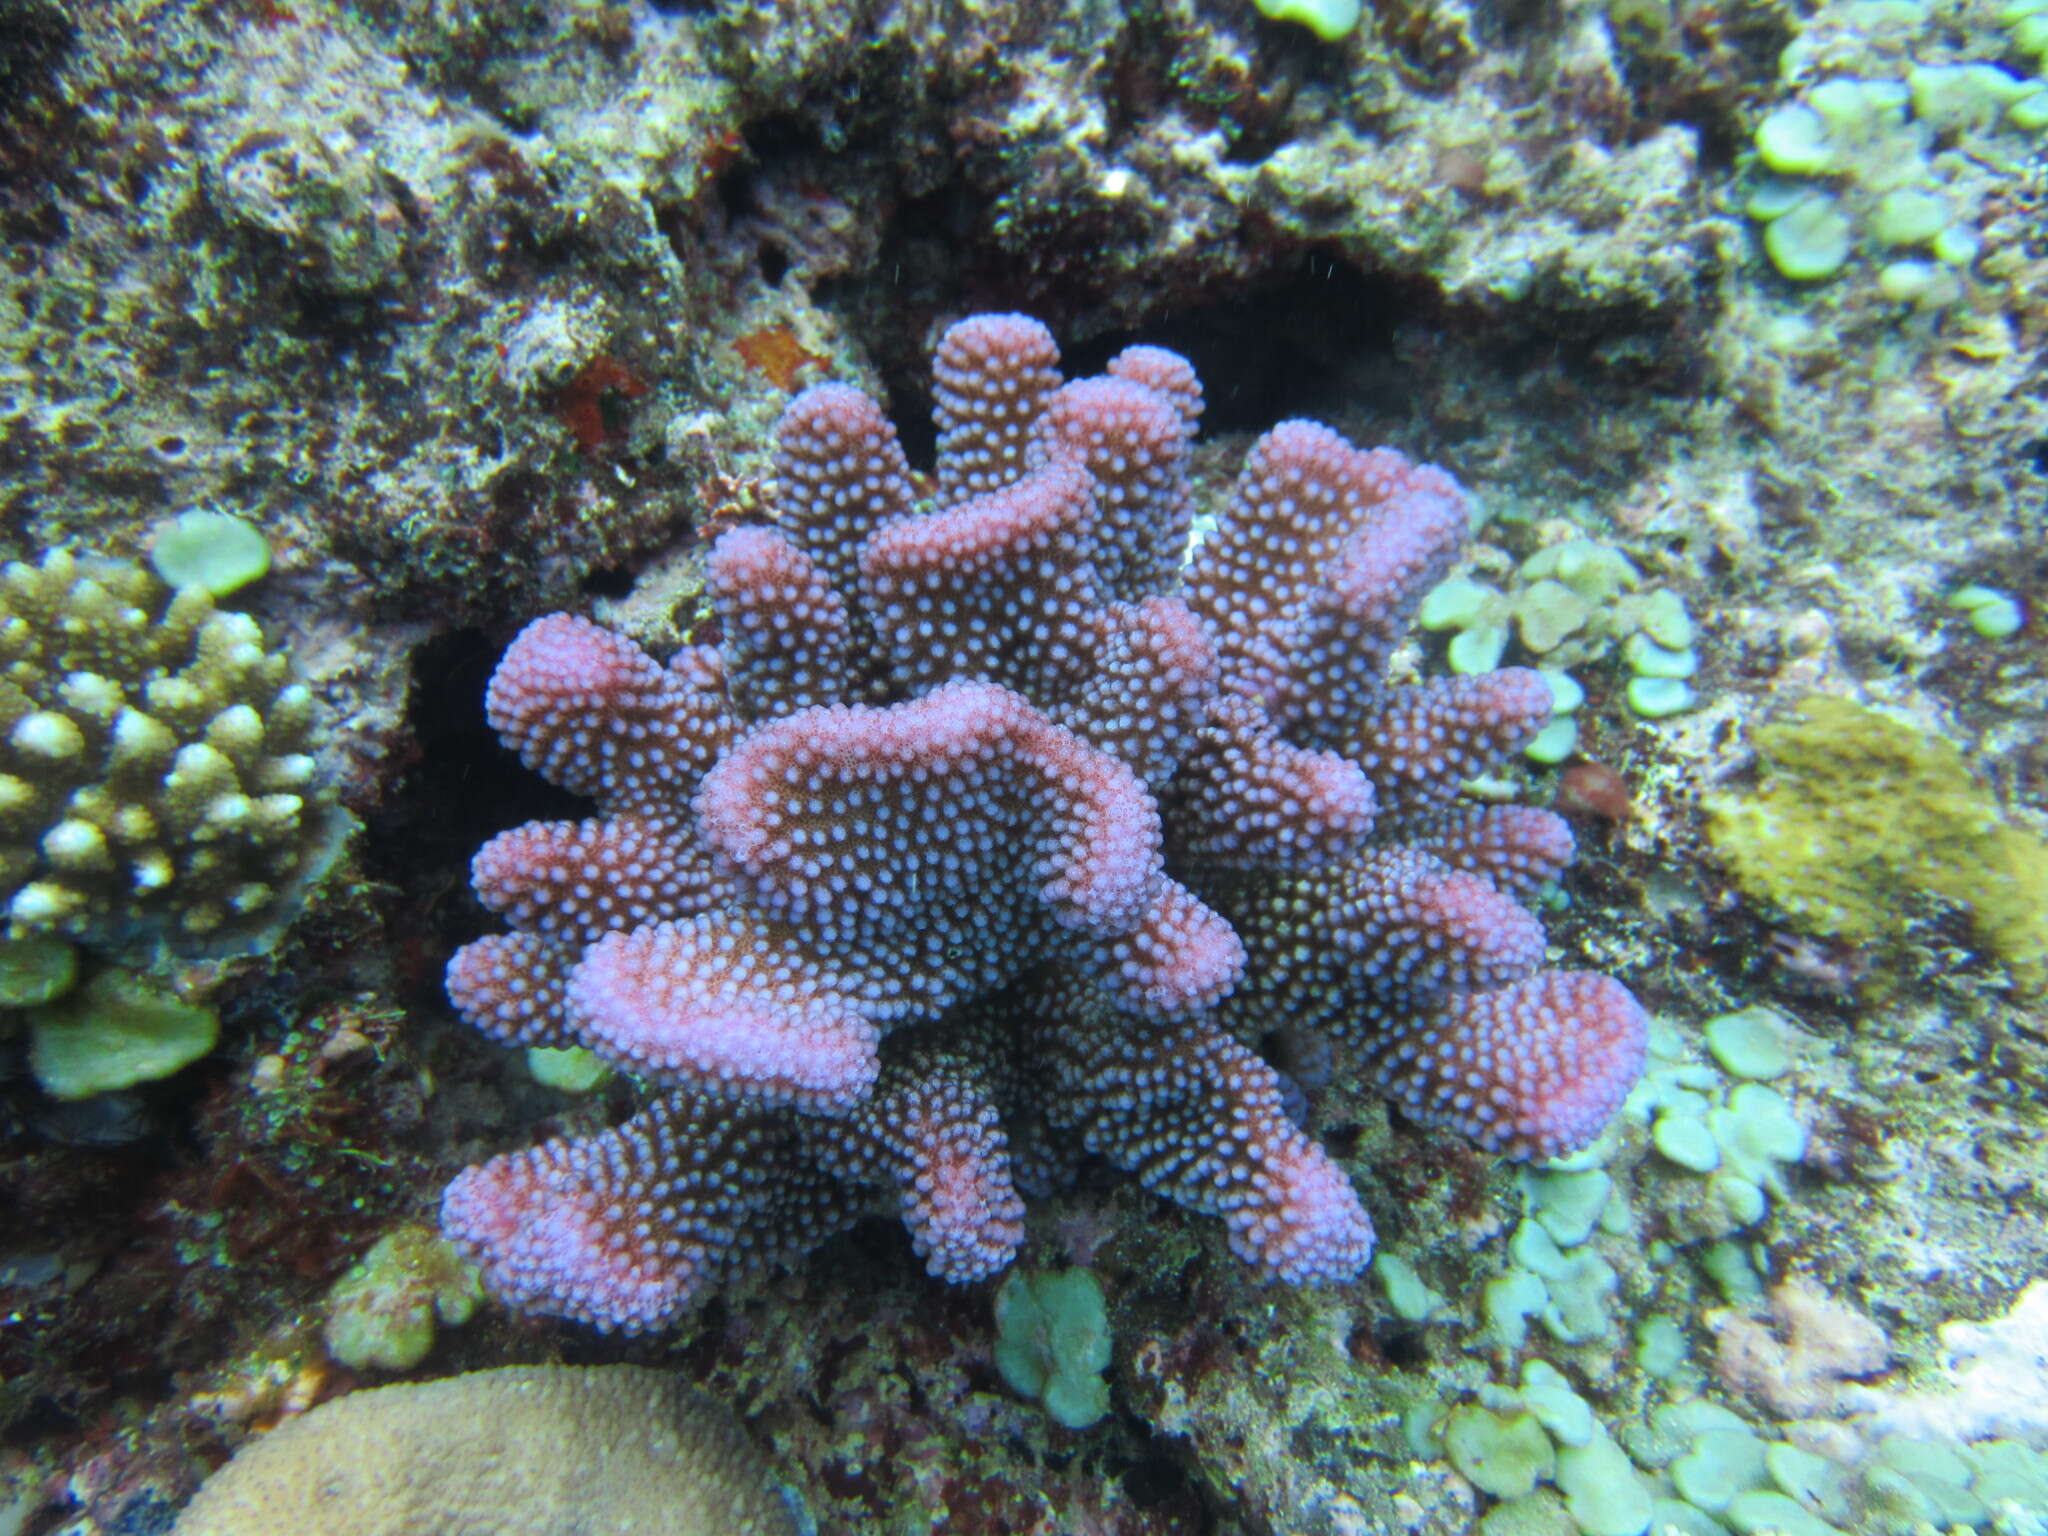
713, 112, 827, 224
0, 0, 74, 116
359, 627, 590, 1005
845, 248, 1427, 464
579, 562, 638, 599
1063, 253, 1418, 435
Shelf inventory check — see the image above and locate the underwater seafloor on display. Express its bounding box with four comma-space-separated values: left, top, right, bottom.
1, 0, 2045, 1530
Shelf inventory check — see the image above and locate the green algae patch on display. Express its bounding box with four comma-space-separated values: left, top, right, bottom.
27, 968, 219, 1099
149, 510, 271, 596
1556, 1427, 1654, 1535
0, 934, 76, 1007
526, 1043, 611, 1093
1443, 1406, 1555, 1499
1703, 696, 2048, 988
323, 1224, 483, 1372
1251, 0, 1361, 39
994, 1268, 1112, 1429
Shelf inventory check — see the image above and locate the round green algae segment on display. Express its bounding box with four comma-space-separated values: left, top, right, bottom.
1948, 583, 2024, 638
1878, 259, 1943, 304
1540, 669, 1585, 715
28, 968, 220, 1099
1754, 103, 1834, 174
1517, 580, 1591, 654
1557, 1428, 1655, 1536
1524, 1167, 1611, 1247
1622, 634, 1696, 680
1745, 182, 1810, 223
1420, 575, 1497, 632
1652, 1109, 1721, 1172
1671, 1427, 1770, 1512
0, 933, 78, 1006
1626, 675, 1694, 718
1763, 195, 1852, 282
1375, 1251, 1448, 1322
1702, 1006, 1792, 1080
1870, 188, 1950, 248
1724, 1489, 1839, 1535
1931, 224, 1980, 267
1450, 623, 1510, 676
149, 510, 272, 596
1634, 1314, 1689, 1378
1443, 1406, 1556, 1499
324, 1227, 483, 1373
1968, 594, 2022, 638
1524, 716, 1577, 765
994, 1268, 1111, 1430
1635, 589, 1693, 650
1711, 1083, 1807, 1177
526, 1043, 610, 1093
1251, 0, 1360, 38
1516, 1360, 1595, 1447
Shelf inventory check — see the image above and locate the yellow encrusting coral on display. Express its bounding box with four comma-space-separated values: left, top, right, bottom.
0, 549, 340, 954
1703, 695, 2048, 988
171, 1365, 806, 1536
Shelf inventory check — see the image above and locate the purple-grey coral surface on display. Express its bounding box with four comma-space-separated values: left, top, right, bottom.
439, 314, 1648, 1333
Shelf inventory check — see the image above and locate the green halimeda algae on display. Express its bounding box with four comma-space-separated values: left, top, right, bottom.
526, 1044, 611, 1093
1626, 676, 1695, 718
1702, 1007, 1793, 1080
1670, 1427, 1769, 1512
1762, 194, 1852, 281
1375, 1251, 1450, 1322
1477, 1490, 1579, 1535
1652, 1110, 1721, 1173
1522, 1168, 1613, 1248
0, 933, 77, 1007
323, 1225, 483, 1373
1723, 1489, 1838, 1535
1419, 535, 1701, 733
149, 510, 272, 597
1512, 1360, 1595, 1448
1250, 0, 1360, 38
27, 968, 219, 1099
1634, 1316, 1689, 1378
994, 1268, 1112, 1430
1947, 584, 2024, 639
1444, 1406, 1556, 1500
1556, 1428, 1654, 1536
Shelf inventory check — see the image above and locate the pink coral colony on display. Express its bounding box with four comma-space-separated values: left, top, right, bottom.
441, 314, 1648, 1333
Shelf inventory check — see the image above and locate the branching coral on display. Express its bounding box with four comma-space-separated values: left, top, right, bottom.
440, 315, 1648, 1332
0, 550, 342, 956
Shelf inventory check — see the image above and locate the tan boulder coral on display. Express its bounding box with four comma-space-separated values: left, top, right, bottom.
0, 549, 343, 955
171, 1365, 805, 1536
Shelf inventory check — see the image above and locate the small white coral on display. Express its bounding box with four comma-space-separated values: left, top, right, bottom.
1843, 1280, 2048, 1446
